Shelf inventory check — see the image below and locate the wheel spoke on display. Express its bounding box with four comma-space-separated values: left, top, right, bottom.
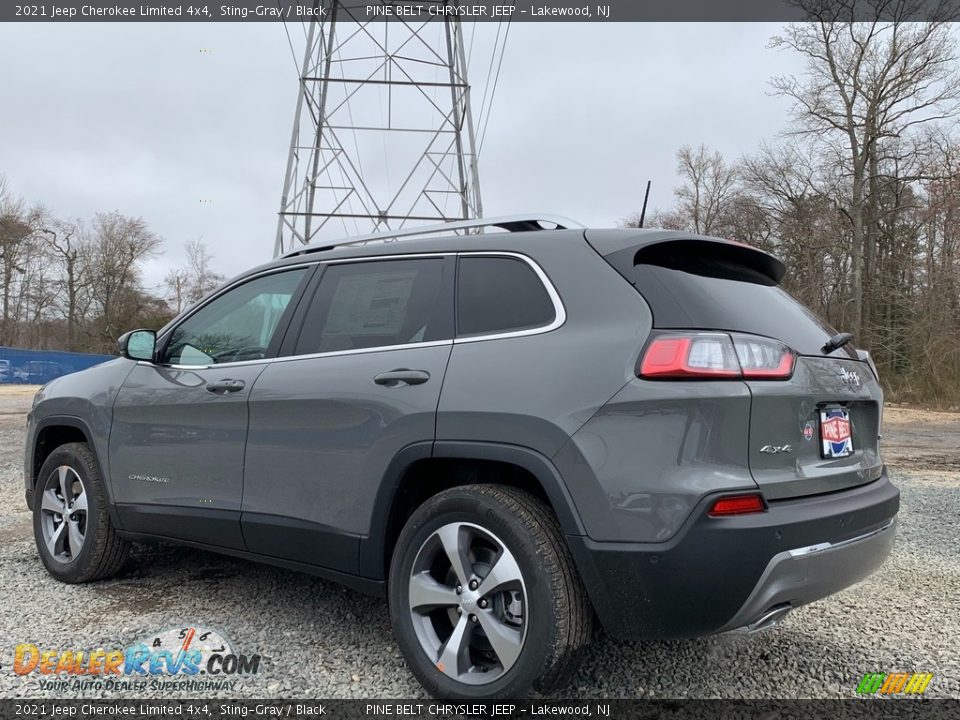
72, 489, 88, 513
436, 523, 471, 587
476, 550, 522, 597
66, 519, 84, 557
409, 572, 459, 611
41, 489, 65, 514
46, 522, 66, 557
437, 613, 472, 678
58, 466, 72, 503
476, 610, 524, 670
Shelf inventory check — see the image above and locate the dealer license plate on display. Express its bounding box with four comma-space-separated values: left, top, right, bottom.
820, 407, 854, 459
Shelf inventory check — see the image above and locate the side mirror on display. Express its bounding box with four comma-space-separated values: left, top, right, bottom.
118, 329, 157, 362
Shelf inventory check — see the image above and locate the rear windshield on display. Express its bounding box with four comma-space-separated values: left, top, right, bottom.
632, 248, 852, 357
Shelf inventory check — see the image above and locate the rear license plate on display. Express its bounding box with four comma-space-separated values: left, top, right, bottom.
820, 407, 853, 458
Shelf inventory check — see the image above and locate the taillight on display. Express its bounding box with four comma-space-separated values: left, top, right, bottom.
639, 333, 740, 378
708, 493, 766, 517
731, 333, 795, 378
639, 332, 795, 380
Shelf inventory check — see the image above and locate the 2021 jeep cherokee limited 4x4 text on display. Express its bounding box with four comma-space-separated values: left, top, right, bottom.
25, 215, 899, 698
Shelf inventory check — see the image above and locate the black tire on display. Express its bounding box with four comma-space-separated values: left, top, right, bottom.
389, 484, 591, 699
33, 442, 129, 583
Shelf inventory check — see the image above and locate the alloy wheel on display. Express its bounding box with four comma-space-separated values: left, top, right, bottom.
39, 465, 87, 564
407, 521, 527, 685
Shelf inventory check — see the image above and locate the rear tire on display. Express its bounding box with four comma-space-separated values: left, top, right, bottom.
389, 484, 591, 699
33, 442, 129, 583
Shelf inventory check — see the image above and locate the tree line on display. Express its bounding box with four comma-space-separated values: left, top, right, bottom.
0, 178, 223, 355
626, 5, 960, 406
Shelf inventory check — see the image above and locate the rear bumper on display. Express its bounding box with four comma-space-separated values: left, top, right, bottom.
567, 469, 899, 640
717, 517, 895, 633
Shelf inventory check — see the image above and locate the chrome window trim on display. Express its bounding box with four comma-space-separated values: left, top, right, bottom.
142, 339, 456, 371
146, 250, 564, 371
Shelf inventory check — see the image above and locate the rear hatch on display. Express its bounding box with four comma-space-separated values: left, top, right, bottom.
587, 230, 883, 500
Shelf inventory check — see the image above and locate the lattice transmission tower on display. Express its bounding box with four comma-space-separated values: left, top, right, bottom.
275, 2, 487, 256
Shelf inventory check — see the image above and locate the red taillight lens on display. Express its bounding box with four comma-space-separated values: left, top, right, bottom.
639, 332, 795, 380
708, 494, 766, 517
639, 333, 741, 378
730, 333, 795, 379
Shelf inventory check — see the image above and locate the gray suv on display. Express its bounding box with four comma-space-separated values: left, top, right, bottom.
24, 215, 899, 698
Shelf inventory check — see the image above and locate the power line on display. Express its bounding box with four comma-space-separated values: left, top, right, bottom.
477, 20, 511, 158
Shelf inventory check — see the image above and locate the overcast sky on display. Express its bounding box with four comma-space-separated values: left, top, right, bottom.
0, 22, 804, 290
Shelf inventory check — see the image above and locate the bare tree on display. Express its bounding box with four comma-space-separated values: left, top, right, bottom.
769, 0, 960, 336
163, 267, 190, 315
33, 210, 94, 350
164, 238, 225, 314
0, 178, 188, 353
184, 238, 224, 303
620, 145, 741, 236
0, 177, 35, 345
672, 144, 741, 236
87, 212, 162, 349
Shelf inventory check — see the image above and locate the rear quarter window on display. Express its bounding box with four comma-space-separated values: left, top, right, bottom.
457, 256, 556, 337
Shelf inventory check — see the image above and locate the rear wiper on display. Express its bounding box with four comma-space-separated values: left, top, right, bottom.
822, 332, 854, 355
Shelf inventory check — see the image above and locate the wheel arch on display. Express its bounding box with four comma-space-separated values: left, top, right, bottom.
30, 416, 94, 489
359, 440, 586, 580
29, 415, 122, 528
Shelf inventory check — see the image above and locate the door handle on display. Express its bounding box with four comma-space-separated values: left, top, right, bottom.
373, 369, 430, 387
206, 378, 246, 394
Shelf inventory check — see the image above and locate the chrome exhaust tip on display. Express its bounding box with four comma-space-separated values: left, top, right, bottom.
732, 604, 792, 635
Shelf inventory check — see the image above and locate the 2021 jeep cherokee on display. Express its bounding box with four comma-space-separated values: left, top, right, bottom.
25, 215, 899, 698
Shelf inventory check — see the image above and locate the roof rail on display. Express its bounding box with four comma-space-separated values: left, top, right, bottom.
281, 214, 584, 258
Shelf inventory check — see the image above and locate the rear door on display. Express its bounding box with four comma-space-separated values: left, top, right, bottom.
592, 234, 883, 500
241, 255, 454, 574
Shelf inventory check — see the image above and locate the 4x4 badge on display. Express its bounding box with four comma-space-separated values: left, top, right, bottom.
760, 444, 793, 454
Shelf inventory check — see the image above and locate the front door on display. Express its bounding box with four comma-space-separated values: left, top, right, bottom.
241, 256, 454, 573
110, 266, 311, 548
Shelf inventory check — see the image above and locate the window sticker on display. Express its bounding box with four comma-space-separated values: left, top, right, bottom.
324, 270, 417, 337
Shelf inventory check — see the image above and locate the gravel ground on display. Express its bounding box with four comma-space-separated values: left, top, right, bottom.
0, 387, 957, 699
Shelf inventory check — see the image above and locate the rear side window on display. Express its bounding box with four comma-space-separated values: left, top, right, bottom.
295, 258, 451, 354
457, 256, 556, 337
631, 241, 850, 357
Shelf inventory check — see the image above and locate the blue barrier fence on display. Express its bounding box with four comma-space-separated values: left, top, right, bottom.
0, 346, 116, 384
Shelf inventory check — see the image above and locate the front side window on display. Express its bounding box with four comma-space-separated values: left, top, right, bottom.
457, 256, 556, 337
163, 268, 308, 365
295, 258, 451, 354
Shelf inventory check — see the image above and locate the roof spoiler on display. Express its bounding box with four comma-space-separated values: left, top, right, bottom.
586, 231, 786, 286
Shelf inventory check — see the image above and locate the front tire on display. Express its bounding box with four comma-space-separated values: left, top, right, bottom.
33, 442, 129, 583
389, 485, 591, 699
